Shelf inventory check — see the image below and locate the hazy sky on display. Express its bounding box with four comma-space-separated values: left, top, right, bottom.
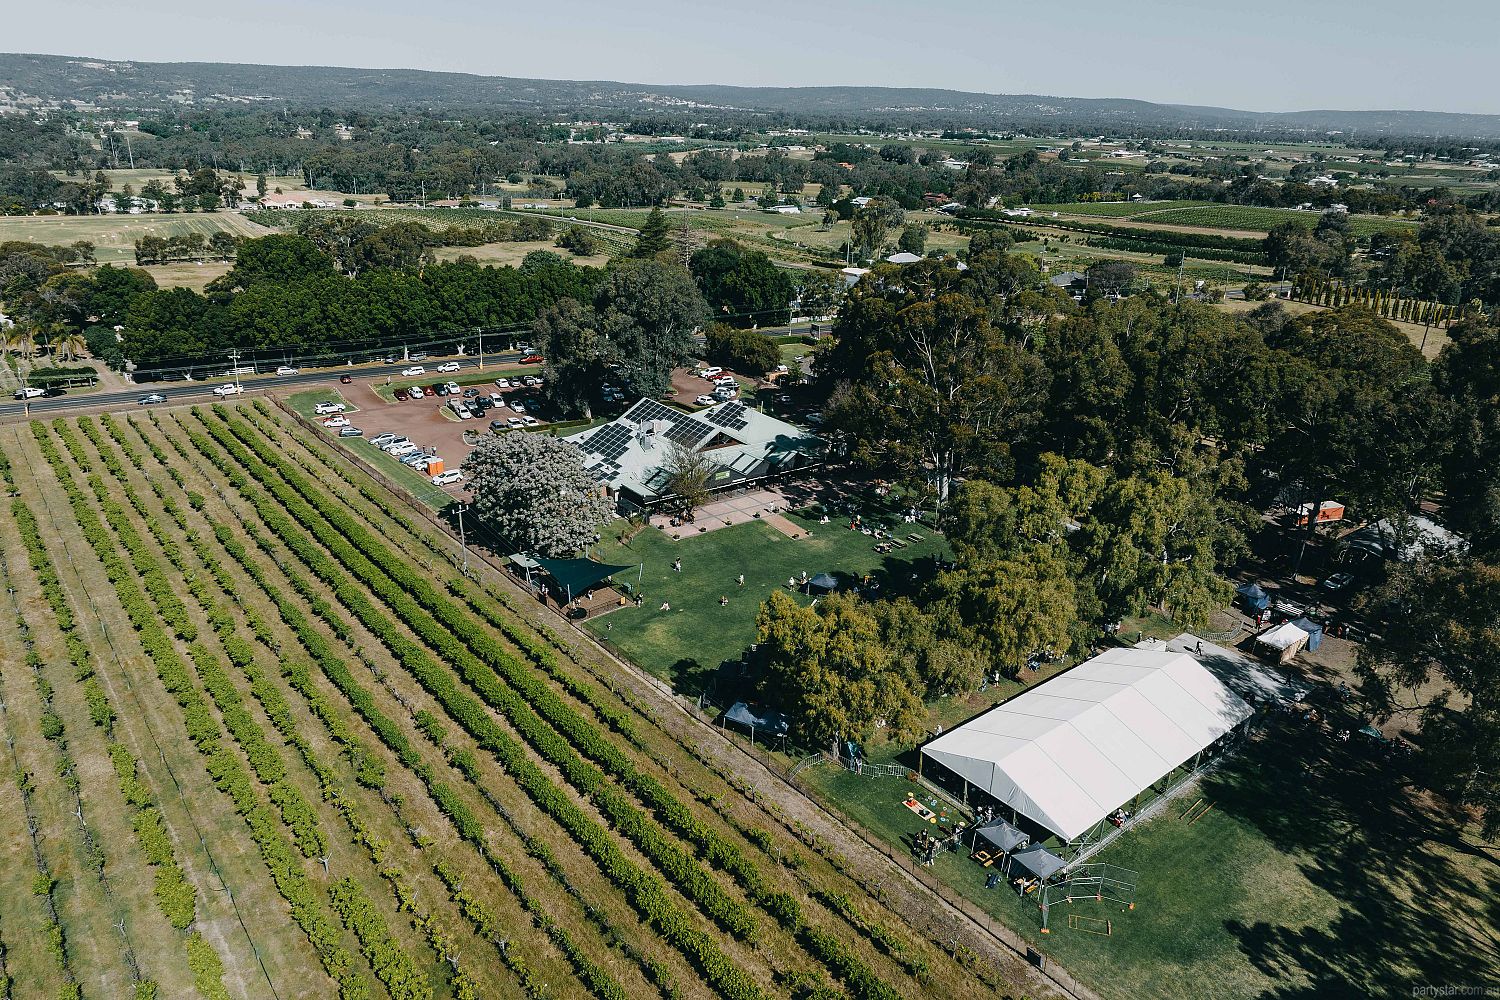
9, 0, 1499, 114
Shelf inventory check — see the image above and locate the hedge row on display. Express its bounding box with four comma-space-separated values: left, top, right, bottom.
186, 411, 767, 1000
131, 413, 634, 1000
30, 420, 371, 1000
246, 403, 909, 1000
327, 878, 431, 1000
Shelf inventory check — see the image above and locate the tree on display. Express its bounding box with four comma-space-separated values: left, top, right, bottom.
661, 442, 713, 519
533, 297, 609, 418
688, 240, 794, 327
897, 222, 927, 255
797, 270, 844, 320
631, 207, 671, 258
704, 323, 779, 376
256, 174, 268, 198
851, 200, 904, 260
1432, 320, 1500, 556
555, 225, 599, 256
1084, 259, 1137, 296
755, 591, 923, 748
593, 259, 707, 398
50, 329, 87, 362
461, 433, 615, 557
1357, 555, 1500, 836
821, 260, 1047, 509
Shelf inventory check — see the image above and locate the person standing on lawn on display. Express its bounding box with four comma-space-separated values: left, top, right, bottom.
736, 573, 744, 587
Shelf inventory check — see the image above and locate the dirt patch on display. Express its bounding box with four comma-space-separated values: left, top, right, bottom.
762, 512, 806, 538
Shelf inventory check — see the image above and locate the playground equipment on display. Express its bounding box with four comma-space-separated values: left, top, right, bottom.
1038, 862, 1138, 933
1067, 914, 1112, 936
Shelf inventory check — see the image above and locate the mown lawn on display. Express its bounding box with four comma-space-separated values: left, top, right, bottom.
801, 713, 1500, 1000
585, 510, 949, 691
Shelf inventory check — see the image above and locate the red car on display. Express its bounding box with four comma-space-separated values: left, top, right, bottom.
520, 353, 544, 364
393, 388, 410, 401
340, 373, 353, 384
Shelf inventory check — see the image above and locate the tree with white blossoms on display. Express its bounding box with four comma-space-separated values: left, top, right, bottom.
461, 433, 615, 556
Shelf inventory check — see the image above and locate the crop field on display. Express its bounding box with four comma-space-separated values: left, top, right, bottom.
0, 401, 1036, 1000
1028, 201, 1417, 237
0, 212, 273, 262
1027, 201, 1209, 218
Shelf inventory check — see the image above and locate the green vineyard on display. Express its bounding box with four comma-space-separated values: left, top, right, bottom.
0, 402, 1028, 1000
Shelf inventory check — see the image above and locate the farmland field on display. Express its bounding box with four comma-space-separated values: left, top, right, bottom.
0, 212, 273, 262
1028, 200, 1209, 218
0, 401, 1042, 1000
1028, 201, 1417, 237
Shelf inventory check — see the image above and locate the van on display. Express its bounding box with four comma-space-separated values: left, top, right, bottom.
409, 352, 429, 362
314, 401, 346, 415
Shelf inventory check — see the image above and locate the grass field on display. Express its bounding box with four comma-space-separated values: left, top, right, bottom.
433, 239, 611, 267
584, 509, 951, 691
0, 212, 273, 262
0, 401, 1040, 1000
800, 706, 1500, 1000
1028, 201, 1418, 238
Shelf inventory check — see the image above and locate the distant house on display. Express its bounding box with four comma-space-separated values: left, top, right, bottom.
765, 204, 802, 214
1002, 206, 1035, 218
566, 398, 823, 509
840, 266, 870, 287
940, 157, 969, 171
1327, 203, 1349, 214
850, 196, 874, 208
258, 195, 306, 210
1308, 175, 1339, 188
1049, 270, 1088, 289
884, 251, 923, 265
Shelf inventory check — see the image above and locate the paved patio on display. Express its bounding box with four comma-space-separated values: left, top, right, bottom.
651, 487, 797, 537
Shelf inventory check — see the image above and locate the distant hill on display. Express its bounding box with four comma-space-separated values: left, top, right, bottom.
4, 52, 1500, 139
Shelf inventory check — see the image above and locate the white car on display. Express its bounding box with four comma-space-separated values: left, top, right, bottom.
522, 375, 539, 387
713, 375, 737, 387
431, 470, 463, 487
437, 361, 461, 373
407, 385, 427, 398
510, 400, 526, 414
521, 415, 540, 427
506, 416, 525, 428
445, 381, 461, 394
700, 366, 723, 379
14, 387, 45, 400
387, 443, 418, 457
370, 433, 398, 447
494, 377, 511, 388
275, 365, 300, 376
401, 365, 426, 377
314, 401, 347, 415
213, 383, 244, 396
695, 394, 715, 406
322, 416, 349, 428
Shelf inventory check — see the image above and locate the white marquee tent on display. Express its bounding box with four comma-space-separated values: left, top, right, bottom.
921, 647, 1253, 842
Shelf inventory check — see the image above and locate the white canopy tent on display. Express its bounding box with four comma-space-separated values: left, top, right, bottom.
1255, 622, 1311, 663
921, 648, 1252, 842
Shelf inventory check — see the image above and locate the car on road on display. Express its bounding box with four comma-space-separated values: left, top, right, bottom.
494, 377, 511, 388
1320, 572, 1355, 592
401, 365, 426, 377
137, 393, 167, 405
338, 426, 363, 437
213, 383, 245, 396
431, 470, 463, 487
437, 361, 462, 373
700, 366, 723, 379
275, 365, 300, 376
370, 433, 398, 447
520, 354, 544, 365
340, 373, 353, 384
409, 352, 429, 362
393, 388, 410, 401
322, 416, 350, 428
314, 401, 347, 415
694, 394, 715, 406
14, 387, 46, 400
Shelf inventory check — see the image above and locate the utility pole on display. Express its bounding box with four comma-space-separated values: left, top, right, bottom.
477, 327, 484, 371
456, 504, 470, 577
228, 348, 243, 394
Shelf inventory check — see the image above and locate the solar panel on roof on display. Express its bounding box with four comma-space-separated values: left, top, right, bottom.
623, 399, 686, 426
586, 424, 634, 463
663, 417, 712, 446
706, 401, 749, 431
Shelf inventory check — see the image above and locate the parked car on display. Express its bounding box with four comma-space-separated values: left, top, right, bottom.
387, 443, 418, 457
393, 388, 410, 401
522, 375, 539, 387
506, 416, 525, 428
275, 365, 300, 376
314, 401, 347, 415
401, 365, 426, 377
409, 352, 429, 362
407, 385, 427, 398
462, 387, 479, 399
322, 416, 350, 428
431, 470, 463, 487
213, 383, 244, 396
14, 386, 45, 400
137, 393, 167, 405
713, 386, 736, 401
510, 400, 526, 414
370, 433, 398, 447
437, 361, 462, 373
490, 419, 509, 431
1320, 572, 1355, 592
338, 426, 363, 437
700, 366, 723, 379
694, 394, 715, 406
450, 401, 472, 419
340, 373, 353, 384
487, 392, 504, 405
520, 353, 544, 364
494, 377, 512, 388
522, 415, 540, 427
402, 453, 432, 469
445, 381, 461, 394
713, 375, 737, 387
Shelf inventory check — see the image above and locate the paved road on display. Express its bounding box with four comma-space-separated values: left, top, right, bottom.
0, 353, 524, 421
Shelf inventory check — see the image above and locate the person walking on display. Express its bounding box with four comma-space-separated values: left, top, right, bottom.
673, 557, 682, 573
736, 573, 745, 587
